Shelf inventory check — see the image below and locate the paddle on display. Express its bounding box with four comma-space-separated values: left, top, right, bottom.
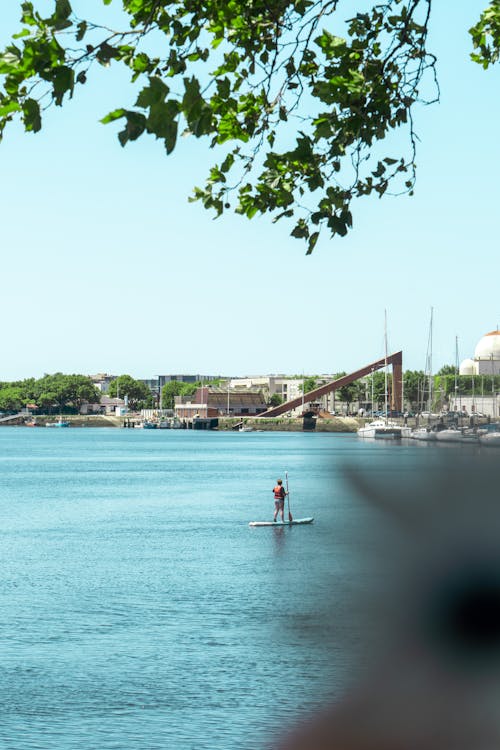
285, 471, 293, 522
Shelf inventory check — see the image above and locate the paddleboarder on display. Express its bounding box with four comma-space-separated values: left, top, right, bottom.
273, 478, 288, 522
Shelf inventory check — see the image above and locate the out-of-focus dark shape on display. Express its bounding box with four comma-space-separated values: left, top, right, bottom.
276, 452, 500, 750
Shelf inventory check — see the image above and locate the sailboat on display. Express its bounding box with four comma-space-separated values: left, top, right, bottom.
435, 337, 468, 442
358, 312, 411, 439
412, 309, 439, 441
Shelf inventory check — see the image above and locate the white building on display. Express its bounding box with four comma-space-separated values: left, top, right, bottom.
454, 329, 499, 418
229, 376, 304, 403
459, 330, 500, 376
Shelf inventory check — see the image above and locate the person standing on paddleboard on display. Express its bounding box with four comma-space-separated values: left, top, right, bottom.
273, 479, 287, 522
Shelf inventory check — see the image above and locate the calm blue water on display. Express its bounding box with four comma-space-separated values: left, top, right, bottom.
0, 428, 461, 749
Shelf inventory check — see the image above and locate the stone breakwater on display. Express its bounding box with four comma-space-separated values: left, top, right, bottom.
219, 417, 362, 432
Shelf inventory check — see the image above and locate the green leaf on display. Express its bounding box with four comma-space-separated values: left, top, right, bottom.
182, 76, 202, 111
51, 0, 72, 30
51, 66, 74, 106
118, 111, 146, 145
216, 77, 231, 99
101, 108, 126, 124
0, 48, 21, 74
136, 76, 169, 108
220, 153, 235, 173
23, 98, 41, 132
20, 2, 37, 26
76, 20, 87, 42
12, 29, 31, 40
163, 119, 178, 154
131, 52, 151, 74
55, 0, 72, 20
146, 100, 178, 142
0, 100, 21, 118
306, 231, 319, 255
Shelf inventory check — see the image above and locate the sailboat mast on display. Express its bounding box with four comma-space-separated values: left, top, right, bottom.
426, 307, 433, 414
455, 336, 460, 413
429, 307, 433, 411
384, 310, 388, 416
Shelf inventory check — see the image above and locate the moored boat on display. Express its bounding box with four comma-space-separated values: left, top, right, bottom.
46, 418, 70, 428
411, 425, 437, 441
358, 419, 411, 439
435, 426, 463, 442
479, 431, 500, 446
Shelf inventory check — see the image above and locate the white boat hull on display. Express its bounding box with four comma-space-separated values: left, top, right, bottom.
358, 420, 411, 439
411, 427, 436, 441
435, 429, 463, 442
479, 432, 500, 446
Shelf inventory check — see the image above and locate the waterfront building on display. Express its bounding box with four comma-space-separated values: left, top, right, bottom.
229, 376, 304, 404
459, 329, 500, 376
158, 374, 222, 387
174, 386, 267, 419
90, 373, 117, 393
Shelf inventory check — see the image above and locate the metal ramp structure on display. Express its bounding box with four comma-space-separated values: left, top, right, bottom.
0, 413, 26, 423
256, 351, 403, 418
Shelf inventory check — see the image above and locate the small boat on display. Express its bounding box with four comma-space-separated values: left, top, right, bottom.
142, 421, 157, 429
46, 419, 70, 428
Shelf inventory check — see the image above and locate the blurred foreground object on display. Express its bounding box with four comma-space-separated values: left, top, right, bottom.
277, 452, 500, 749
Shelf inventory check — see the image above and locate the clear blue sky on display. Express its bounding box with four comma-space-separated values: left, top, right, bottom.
0, 1, 498, 381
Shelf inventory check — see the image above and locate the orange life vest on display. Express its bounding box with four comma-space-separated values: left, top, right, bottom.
274, 485, 285, 500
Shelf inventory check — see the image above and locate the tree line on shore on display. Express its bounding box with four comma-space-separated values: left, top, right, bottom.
1, 367, 499, 415
0, 373, 225, 413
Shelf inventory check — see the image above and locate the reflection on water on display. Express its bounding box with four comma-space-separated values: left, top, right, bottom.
0, 428, 484, 749
271, 525, 287, 553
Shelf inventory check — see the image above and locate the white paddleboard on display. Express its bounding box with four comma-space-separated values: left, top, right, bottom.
249, 517, 314, 527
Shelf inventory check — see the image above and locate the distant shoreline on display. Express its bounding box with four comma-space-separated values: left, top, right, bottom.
1, 415, 365, 432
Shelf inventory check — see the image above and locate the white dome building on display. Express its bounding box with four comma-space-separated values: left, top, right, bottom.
459, 358, 476, 376
459, 329, 500, 376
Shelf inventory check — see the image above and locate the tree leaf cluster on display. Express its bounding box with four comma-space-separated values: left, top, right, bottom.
470, 1, 500, 68
5, 0, 490, 250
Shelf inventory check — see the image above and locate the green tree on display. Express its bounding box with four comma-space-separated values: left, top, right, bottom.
161, 380, 188, 409
65, 374, 101, 411
269, 392, 283, 407
1, 2, 497, 251
403, 369, 425, 407
436, 364, 458, 376
371, 371, 387, 409
331, 371, 357, 410
32, 373, 70, 412
36, 390, 59, 413
0, 386, 25, 412
302, 377, 318, 394
108, 374, 151, 409
29, 373, 100, 412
